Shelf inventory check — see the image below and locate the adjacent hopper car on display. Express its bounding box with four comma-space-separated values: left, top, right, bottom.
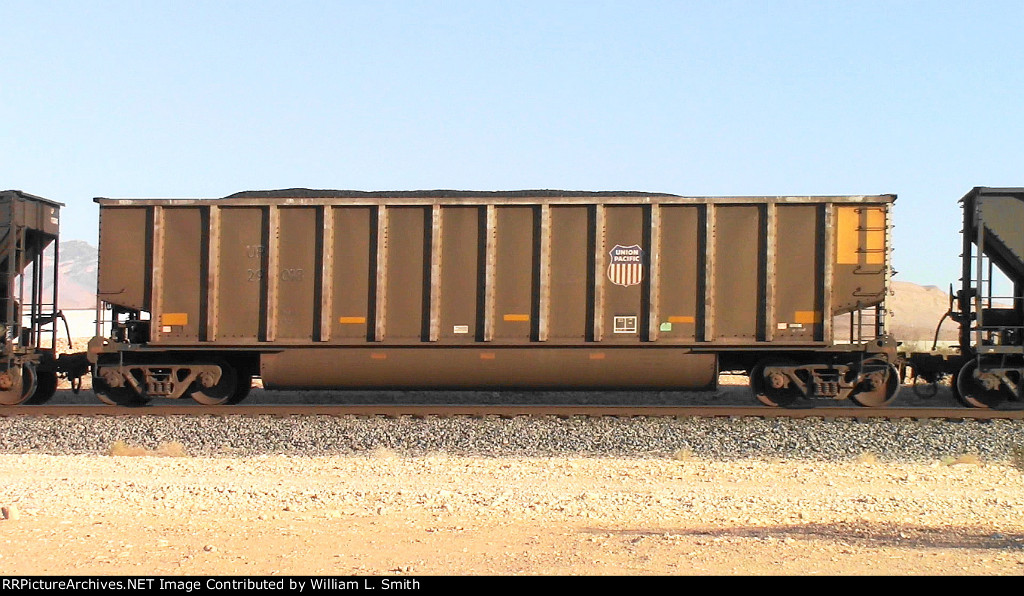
905, 187, 1024, 408
0, 191, 63, 405
0, 187, 1020, 408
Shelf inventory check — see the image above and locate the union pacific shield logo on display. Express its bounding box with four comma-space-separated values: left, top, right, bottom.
607, 244, 644, 287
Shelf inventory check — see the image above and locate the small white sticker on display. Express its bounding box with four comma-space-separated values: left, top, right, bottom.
161, 326, 172, 333
453, 325, 469, 334
788, 323, 804, 329
777, 323, 788, 330
613, 316, 638, 333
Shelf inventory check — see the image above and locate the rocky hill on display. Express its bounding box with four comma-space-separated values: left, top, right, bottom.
886, 280, 958, 342
55, 240, 98, 309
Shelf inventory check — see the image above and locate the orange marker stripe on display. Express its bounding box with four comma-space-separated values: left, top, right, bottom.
161, 312, 189, 326
668, 316, 695, 324
794, 311, 822, 324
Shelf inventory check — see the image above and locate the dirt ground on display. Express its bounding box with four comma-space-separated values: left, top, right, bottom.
0, 452, 1022, 576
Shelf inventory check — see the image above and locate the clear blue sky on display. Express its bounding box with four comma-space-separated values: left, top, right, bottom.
2, 1, 1022, 289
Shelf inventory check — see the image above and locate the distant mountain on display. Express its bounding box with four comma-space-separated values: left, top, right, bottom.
55, 240, 98, 309
886, 280, 958, 342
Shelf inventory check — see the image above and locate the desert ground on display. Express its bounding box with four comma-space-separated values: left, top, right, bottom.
0, 441, 1022, 576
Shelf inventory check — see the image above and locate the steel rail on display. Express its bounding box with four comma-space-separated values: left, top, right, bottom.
1, 404, 1021, 420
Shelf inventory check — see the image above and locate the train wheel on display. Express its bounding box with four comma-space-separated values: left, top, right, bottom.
750, 359, 802, 407
956, 359, 1014, 409
190, 362, 239, 405
0, 365, 34, 406
93, 377, 149, 407
230, 374, 253, 404
850, 363, 901, 407
24, 371, 58, 405
950, 368, 968, 406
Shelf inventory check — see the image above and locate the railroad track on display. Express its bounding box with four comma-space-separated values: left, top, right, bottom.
3, 404, 1022, 420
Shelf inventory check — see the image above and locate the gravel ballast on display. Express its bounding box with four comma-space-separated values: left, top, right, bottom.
0, 413, 1021, 462
5, 383, 1021, 462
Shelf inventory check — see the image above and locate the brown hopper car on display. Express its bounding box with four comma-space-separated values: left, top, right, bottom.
76, 189, 900, 407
